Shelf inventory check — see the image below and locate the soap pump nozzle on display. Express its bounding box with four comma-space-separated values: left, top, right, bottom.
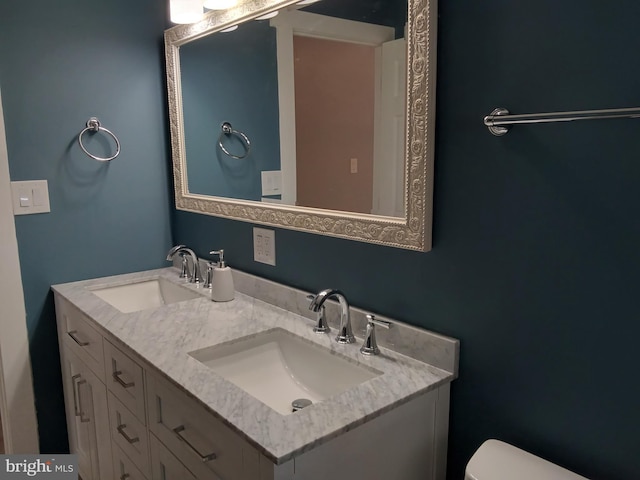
209, 249, 226, 268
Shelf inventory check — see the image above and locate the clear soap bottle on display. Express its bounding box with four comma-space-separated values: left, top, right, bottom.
209, 249, 235, 302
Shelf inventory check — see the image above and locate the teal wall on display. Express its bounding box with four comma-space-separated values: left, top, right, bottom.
1, 1, 639, 479
173, 1, 640, 480
181, 21, 281, 200
0, 0, 172, 452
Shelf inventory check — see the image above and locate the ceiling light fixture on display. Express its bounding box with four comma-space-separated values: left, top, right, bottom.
220, 25, 239, 32
297, 0, 321, 5
170, 0, 204, 24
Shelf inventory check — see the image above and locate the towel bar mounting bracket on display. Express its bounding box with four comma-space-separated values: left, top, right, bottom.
485, 108, 510, 136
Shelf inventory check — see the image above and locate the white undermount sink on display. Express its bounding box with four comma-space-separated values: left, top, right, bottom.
188, 328, 381, 415
90, 277, 201, 313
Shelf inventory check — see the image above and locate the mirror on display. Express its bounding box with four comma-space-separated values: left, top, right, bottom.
165, 0, 436, 251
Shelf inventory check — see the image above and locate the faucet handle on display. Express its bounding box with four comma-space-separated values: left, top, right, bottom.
203, 261, 215, 289
360, 314, 391, 356
178, 253, 190, 279
367, 314, 391, 330
306, 294, 329, 334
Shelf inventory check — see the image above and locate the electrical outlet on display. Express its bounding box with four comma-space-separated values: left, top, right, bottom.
253, 227, 276, 266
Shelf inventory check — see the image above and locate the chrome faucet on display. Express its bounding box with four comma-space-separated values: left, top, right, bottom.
308, 289, 355, 344
360, 314, 391, 356
166, 245, 202, 284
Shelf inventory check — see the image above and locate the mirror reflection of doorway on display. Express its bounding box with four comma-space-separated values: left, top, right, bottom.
294, 35, 376, 213
293, 35, 407, 216
272, 10, 407, 215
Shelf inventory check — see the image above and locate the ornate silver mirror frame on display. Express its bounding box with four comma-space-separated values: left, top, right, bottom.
165, 0, 436, 251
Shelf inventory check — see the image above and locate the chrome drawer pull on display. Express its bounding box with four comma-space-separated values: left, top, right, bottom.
67, 330, 89, 347
173, 425, 217, 462
113, 370, 135, 389
117, 424, 140, 444
71, 374, 82, 417
76, 379, 90, 423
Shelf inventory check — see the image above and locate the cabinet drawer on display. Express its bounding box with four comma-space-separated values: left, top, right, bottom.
112, 444, 148, 480
104, 340, 146, 424
150, 434, 199, 480
108, 392, 150, 477
60, 346, 113, 480
55, 296, 104, 380
146, 373, 259, 480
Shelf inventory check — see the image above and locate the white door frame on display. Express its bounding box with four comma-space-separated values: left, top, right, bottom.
371, 37, 407, 217
0, 87, 40, 453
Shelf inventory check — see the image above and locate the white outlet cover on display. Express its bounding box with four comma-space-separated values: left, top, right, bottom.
253, 227, 276, 266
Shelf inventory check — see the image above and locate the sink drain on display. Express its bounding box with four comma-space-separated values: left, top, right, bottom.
291, 398, 313, 413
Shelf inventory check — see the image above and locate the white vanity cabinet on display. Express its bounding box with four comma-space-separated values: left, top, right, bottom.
55, 294, 264, 480
268, 385, 450, 480
55, 292, 451, 480
55, 297, 113, 480
146, 372, 262, 480
149, 434, 198, 480
103, 339, 151, 478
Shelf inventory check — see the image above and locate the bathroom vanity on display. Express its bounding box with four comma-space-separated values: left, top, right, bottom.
53, 267, 458, 480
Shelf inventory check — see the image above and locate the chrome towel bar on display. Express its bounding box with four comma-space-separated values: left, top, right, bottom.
484, 106, 640, 136
78, 117, 121, 161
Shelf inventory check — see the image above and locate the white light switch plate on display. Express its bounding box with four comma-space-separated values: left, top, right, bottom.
11, 180, 51, 215
261, 170, 282, 196
253, 227, 276, 266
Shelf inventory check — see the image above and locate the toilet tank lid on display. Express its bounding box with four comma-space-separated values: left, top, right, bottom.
465, 440, 590, 480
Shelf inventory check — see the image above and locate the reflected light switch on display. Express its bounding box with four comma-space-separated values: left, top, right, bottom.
261, 170, 282, 196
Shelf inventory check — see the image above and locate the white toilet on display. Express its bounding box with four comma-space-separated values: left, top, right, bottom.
465, 439, 590, 480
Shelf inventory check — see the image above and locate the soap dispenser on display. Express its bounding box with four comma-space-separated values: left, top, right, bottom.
209, 249, 235, 302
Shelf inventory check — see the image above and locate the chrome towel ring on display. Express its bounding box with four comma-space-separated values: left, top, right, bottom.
78, 117, 121, 161
218, 122, 251, 159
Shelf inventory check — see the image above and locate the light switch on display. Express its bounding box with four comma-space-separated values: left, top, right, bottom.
261, 170, 282, 196
11, 180, 51, 215
32, 187, 45, 206
19, 190, 32, 207
350, 158, 358, 174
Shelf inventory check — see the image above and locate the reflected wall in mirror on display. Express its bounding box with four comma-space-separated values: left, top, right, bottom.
165, 0, 436, 250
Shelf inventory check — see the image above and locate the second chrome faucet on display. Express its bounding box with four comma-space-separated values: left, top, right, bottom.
308, 289, 392, 354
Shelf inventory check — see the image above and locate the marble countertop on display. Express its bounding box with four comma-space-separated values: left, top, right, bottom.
52, 268, 456, 464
